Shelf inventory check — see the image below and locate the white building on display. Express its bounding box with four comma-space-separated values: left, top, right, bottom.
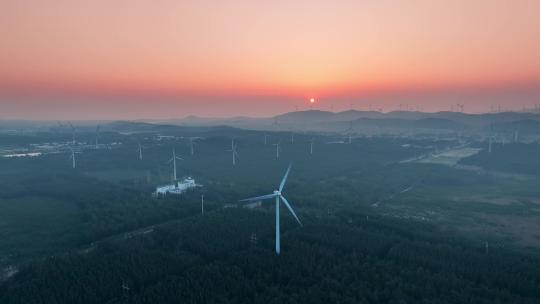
154, 177, 198, 196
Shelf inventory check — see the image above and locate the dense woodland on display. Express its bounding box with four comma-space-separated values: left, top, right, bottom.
2, 208, 540, 304
1, 124, 540, 303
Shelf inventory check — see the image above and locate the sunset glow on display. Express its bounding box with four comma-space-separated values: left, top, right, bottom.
1, 1, 540, 119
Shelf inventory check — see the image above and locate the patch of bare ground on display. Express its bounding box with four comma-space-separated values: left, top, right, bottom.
461, 213, 540, 248
451, 194, 540, 206
451, 195, 521, 206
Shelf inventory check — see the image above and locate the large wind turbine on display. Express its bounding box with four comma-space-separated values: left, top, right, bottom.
227, 139, 239, 165
167, 148, 184, 180
239, 164, 302, 255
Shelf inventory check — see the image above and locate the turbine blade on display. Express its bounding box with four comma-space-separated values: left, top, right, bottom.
176, 157, 184, 161
239, 193, 277, 202
280, 195, 302, 226
278, 164, 292, 192
167, 158, 174, 164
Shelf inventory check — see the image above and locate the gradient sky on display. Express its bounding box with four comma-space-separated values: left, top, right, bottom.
1, 0, 540, 119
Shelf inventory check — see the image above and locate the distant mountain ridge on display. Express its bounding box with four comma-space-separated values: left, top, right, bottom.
159, 110, 540, 133
2, 110, 540, 135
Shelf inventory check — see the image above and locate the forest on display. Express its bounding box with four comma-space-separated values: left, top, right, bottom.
1, 123, 540, 303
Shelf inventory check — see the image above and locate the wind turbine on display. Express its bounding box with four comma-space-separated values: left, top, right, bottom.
273, 141, 281, 159
227, 139, 239, 166
94, 125, 100, 148
137, 142, 145, 160
68, 122, 76, 144
309, 138, 314, 155
167, 148, 184, 180
189, 138, 196, 155
69, 148, 77, 169
201, 194, 204, 215
239, 164, 302, 255
290, 132, 294, 144
264, 134, 269, 145
344, 121, 354, 144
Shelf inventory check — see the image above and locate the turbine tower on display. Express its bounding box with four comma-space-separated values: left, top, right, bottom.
167, 148, 184, 180
189, 138, 195, 155
264, 134, 269, 145
69, 148, 76, 169
309, 138, 314, 155
68, 122, 76, 144
227, 139, 239, 165
344, 121, 354, 144
201, 194, 204, 215
239, 164, 302, 255
273, 141, 281, 159
95, 125, 100, 148
137, 142, 144, 160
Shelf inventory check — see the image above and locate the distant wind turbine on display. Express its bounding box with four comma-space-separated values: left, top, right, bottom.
344, 121, 354, 144
201, 194, 204, 215
68, 122, 76, 144
94, 125, 100, 148
309, 138, 314, 155
264, 134, 269, 145
69, 148, 77, 169
167, 148, 184, 180
189, 138, 196, 155
137, 142, 145, 160
239, 164, 302, 255
273, 141, 281, 159
227, 139, 239, 166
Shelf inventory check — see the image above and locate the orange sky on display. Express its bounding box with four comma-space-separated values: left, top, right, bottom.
1, 0, 540, 119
